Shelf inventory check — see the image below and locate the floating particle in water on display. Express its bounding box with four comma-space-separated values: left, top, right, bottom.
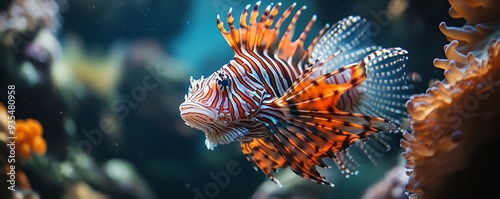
408, 72, 422, 83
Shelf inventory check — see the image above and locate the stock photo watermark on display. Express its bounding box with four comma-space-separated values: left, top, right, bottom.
366, 9, 392, 37
192, 160, 242, 199
6, 85, 17, 191
50, 64, 166, 181
440, 74, 499, 132
111, 64, 164, 120
212, 0, 243, 14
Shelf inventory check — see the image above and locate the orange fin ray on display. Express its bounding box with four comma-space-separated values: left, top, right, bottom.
285, 109, 396, 135
258, 113, 371, 185
305, 16, 413, 128
258, 112, 391, 185
274, 49, 406, 135
253, 49, 402, 185
217, 1, 321, 70
241, 137, 287, 186
276, 58, 366, 109
262, 117, 335, 187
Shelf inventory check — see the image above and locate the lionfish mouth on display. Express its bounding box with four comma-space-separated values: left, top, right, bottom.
179, 101, 217, 132
180, 101, 249, 150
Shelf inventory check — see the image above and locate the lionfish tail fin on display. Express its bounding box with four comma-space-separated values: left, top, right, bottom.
351, 47, 413, 129
217, 1, 328, 70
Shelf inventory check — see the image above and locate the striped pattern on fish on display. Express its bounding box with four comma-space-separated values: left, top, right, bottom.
179, 1, 413, 186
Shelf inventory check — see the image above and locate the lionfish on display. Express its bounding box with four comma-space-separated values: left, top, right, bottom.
179, 1, 411, 186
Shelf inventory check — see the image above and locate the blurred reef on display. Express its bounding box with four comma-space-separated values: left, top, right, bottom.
3, 0, 494, 199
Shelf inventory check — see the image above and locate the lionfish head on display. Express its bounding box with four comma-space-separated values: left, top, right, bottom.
179, 69, 263, 150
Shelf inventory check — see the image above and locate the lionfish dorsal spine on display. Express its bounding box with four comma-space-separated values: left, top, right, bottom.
217, 1, 328, 71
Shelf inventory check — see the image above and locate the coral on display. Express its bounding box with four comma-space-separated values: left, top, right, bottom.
401, 0, 500, 198
15, 118, 46, 161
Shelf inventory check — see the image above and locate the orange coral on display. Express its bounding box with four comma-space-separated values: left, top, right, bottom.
401, 0, 500, 198
0, 103, 47, 158
15, 118, 47, 161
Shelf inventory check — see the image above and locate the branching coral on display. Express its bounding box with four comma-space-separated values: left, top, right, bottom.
401, 0, 500, 198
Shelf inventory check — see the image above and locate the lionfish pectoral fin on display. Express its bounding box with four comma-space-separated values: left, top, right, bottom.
262, 118, 335, 186
241, 137, 288, 186
307, 14, 414, 129
258, 58, 398, 184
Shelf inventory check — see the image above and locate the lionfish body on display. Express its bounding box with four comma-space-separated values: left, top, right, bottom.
180, 2, 411, 186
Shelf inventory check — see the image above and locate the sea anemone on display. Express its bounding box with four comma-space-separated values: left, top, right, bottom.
401, 0, 500, 198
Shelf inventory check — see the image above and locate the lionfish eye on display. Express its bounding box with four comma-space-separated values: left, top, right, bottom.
216, 72, 230, 91
218, 79, 229, 87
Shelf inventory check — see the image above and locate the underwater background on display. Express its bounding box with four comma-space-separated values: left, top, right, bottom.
0, 0, 471, 198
